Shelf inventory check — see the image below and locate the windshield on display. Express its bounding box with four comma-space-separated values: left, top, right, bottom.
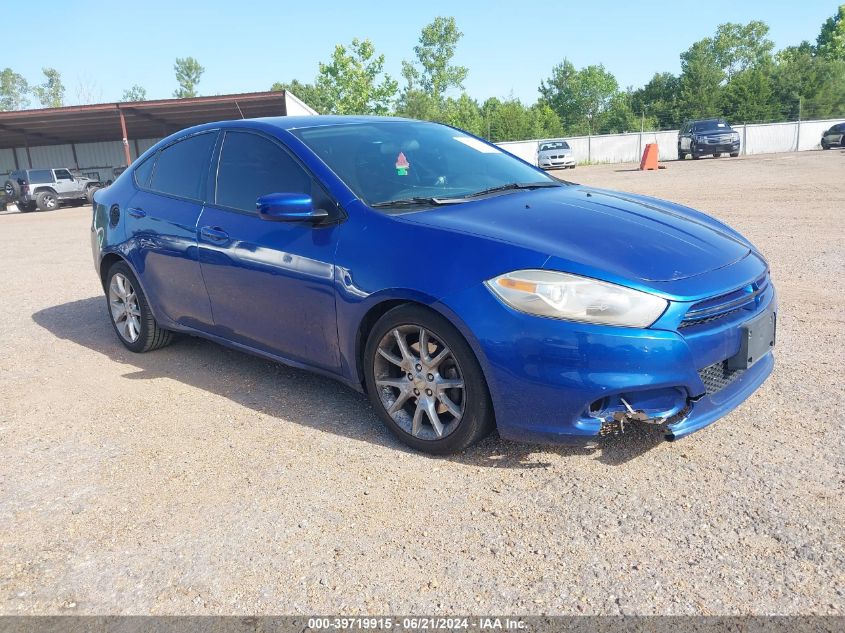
693, 120, 730, 132
291, 120, 555, 209
539, 141, 570, 151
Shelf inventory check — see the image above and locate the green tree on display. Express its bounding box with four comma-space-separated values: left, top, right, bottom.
405, 16, 467, 102
173, 57, 204, 98
270, 79, 328, 113
314, 38, 398, 115
0, 68, 29, 111
487, 98, 534, 141
32, 68, 64, 108
440, 93, 484, 135
712, 21, 774, 79
603, 91, 657, 133
538, 60, 618, 133
121, 85, 147, 102
721, 62, 780, 122
396, 89, 438, 121
631, 72, 681, 129
678, 40, 724, 120
817, 4, 845, 61
527, 102, 564, 139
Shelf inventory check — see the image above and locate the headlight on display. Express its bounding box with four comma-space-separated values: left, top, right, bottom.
485, 270, 668, 328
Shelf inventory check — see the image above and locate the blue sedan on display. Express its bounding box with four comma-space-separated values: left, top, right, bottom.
91, 116, 776, 454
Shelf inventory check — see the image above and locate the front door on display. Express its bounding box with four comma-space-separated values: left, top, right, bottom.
53, 168, 82, 199
197, 129, 343, 372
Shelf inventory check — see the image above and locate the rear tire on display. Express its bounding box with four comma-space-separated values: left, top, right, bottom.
17, 201, 35, 212
35, 190, 58, 211
364, 304, 493, 454
4, 180, 20, 200
105, 261, 173, 353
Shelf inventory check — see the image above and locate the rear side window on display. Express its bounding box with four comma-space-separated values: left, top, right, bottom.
215, 131, 311, 213
149, 132, 216, 201
133, 154, 156, 188
28, 169, 53, 183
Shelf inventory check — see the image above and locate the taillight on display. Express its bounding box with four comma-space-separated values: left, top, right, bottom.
21, 182, 29, 194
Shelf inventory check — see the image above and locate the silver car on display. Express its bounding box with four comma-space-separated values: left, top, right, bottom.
821, 122, 844, 149
538, 139, 575, 169
4, 168, 101, 212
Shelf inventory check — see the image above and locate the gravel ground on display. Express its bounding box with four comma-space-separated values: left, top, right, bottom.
1, 151, 843, 615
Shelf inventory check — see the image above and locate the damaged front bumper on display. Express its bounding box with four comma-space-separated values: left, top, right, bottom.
596, 350, 774, 440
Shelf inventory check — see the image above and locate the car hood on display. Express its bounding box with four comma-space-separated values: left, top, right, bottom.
399, 186, 751, 283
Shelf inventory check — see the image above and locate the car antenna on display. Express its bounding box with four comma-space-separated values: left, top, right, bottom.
234, 100, 245, 119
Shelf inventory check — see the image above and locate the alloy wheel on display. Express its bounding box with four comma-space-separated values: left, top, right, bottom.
373, 325, 466, 441
108, 273, 142, 343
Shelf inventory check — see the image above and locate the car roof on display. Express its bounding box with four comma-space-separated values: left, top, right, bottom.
252, 115, 414, 130
150, 115, 422, 150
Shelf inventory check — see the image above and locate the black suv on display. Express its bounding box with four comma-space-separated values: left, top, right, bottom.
678, 119, 741, 160
4, 168, 101, 211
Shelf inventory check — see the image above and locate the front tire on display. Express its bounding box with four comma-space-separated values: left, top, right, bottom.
730, 152, 739, 157
105, 261, 173, 353
364, 305, 493, 454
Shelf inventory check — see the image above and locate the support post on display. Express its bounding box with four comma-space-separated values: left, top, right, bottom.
12, 146, 20, 170
24, 137, 32, 168
70, 143, 79, 170
118, 107, 132, 166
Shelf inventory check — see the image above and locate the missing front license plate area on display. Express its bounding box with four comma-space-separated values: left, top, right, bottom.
728, 308, 777, 370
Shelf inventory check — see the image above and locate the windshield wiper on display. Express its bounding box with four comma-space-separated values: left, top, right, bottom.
370, 196, 465, 208
455, 181, 563, 200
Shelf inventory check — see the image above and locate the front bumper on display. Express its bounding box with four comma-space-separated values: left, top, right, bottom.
539, 156, 575, 168
437, 275, 776, 446
693, 141, 740, 154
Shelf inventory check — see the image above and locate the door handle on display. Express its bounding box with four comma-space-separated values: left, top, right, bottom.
200, 226, 229, 242
127, 207, 146, 218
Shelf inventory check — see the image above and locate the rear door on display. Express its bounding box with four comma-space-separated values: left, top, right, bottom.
196, 129, 343, 371
124, 131, 217, 330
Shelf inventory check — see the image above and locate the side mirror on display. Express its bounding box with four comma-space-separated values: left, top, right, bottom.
256, 193, 329, 223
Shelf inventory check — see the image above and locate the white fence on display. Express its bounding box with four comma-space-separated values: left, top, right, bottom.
497, 117, 843, 166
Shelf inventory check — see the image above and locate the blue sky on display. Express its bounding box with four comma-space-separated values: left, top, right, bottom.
10, 0, 838, 106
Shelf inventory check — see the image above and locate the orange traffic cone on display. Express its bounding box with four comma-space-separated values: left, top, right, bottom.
640, 143, 659, 170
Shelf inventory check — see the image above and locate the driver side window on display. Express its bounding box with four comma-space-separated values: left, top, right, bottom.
215, 131, 311, 213
55, 169, 73, 180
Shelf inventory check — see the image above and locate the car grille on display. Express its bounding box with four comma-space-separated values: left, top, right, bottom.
698, 360, 746, 395
705, 135, 734, 144
680, 274, 769, 328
